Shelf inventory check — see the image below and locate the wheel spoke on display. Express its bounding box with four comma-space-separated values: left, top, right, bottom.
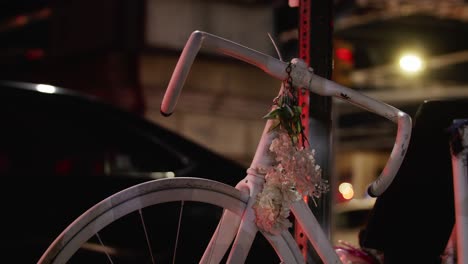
95, 232, 114, 264
173, 200, 185, 264
139, 209, 156, 264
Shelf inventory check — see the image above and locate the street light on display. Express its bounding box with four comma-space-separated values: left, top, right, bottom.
399, 53, 424, 74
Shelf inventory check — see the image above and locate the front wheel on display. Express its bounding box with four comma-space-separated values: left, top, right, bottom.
38, 177, 302, 263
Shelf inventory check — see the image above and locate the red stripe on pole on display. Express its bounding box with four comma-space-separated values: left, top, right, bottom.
299, 0, 310, 147
295, 0, 312, 261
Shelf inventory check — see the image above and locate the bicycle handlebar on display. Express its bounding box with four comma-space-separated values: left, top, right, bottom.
161, 31, 412, 197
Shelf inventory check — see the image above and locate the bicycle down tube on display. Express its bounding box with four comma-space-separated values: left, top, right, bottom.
161, 31, 412, 263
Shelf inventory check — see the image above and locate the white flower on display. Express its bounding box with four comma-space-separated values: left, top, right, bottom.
253, 129, 329, 235
253, 181, 297, 235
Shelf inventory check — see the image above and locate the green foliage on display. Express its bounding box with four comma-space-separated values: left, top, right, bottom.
264, 87, 305, 145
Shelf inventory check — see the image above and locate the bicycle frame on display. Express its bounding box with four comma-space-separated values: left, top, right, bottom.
161, 31, 412, 263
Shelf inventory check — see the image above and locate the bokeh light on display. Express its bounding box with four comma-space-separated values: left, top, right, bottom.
338, 182, 354, 200
399, 53, 424, 73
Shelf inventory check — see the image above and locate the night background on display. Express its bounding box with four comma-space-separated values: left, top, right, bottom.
0, 0, 466, 263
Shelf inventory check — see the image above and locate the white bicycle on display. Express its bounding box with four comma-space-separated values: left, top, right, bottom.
38, 31, 412, 264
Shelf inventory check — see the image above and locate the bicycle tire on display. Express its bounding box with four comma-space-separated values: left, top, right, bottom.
38, 177, 303, 263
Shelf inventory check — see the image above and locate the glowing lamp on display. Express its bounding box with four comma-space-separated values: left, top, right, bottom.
399, 53, 423, 73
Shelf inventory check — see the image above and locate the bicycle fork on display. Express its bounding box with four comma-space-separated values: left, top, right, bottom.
198, 170, 262, 263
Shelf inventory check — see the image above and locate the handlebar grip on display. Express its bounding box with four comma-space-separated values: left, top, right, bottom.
367, 111, 412, 197
161, 32, 204, 116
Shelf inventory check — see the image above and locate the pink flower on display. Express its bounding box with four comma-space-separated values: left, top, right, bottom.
254, 129, 329, 234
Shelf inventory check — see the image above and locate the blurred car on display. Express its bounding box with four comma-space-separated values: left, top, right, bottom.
0, 80, 247, 183
0, 80, 253, 262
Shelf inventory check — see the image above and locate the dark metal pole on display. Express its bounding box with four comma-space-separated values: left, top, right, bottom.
305, 0, 334, 228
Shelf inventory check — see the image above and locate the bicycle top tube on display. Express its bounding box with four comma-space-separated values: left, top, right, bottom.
160, 30, 412, 197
